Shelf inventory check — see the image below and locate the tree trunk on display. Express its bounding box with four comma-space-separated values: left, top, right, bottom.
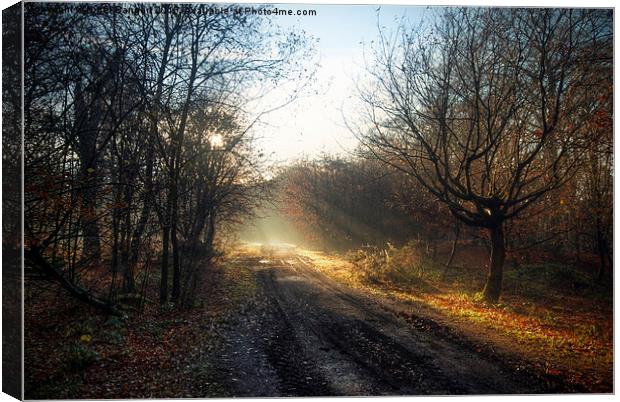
596, 223, 607, 282
205, 209, 217, 254
482, 223, 505, 303
171, 214, 181, 303
108, 208, 120, 303
574, 231, 581, 263
75, 80, 102, 262
131, 20, 172, 294
120, 165, 135, 294
26, 248, 122, 316
127, 139, 153, 293
169, 55, 197, 304
442, 221, 460, 281
605, 241, 613, 280
120, 220, 134, 293
160, 220, 170, 305
169, 156, 181, 303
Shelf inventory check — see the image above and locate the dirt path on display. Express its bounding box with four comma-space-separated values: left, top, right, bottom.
211, 254, 561, 396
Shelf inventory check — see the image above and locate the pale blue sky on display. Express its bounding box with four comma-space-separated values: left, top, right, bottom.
253, 4, 427, 163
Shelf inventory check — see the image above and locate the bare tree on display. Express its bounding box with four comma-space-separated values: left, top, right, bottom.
23, 3, 315, 313
151, 5, 313, 304
358, 8, 612, 302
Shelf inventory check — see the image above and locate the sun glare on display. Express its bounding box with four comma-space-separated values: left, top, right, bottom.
209, 133, 224, 148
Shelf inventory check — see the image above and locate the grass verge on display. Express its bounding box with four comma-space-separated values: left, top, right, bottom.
297, 245, 612, 393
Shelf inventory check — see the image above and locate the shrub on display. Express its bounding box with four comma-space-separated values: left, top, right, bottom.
346, 241, 438, 288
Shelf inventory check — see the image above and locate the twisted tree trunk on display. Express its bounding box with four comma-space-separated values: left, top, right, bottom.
482, 223, 506, 303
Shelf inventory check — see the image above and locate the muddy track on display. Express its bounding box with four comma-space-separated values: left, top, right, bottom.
212, 255, 562, 396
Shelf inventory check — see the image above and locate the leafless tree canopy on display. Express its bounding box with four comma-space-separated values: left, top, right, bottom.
358, 8, 612, 301
23, 3, 315, 311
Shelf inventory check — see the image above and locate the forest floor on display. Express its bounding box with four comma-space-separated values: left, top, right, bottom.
24, 244, 612, 398
24, 262, 255, 399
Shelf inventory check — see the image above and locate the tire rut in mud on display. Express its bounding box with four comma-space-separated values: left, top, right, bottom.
215, 258, 558, 396
258, 266, 454, 395
210, 266, 335, 397
262, 294, 336, 396
316, 318, 465, 395
293, 261, 566, 394
259, 261, 549, 395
